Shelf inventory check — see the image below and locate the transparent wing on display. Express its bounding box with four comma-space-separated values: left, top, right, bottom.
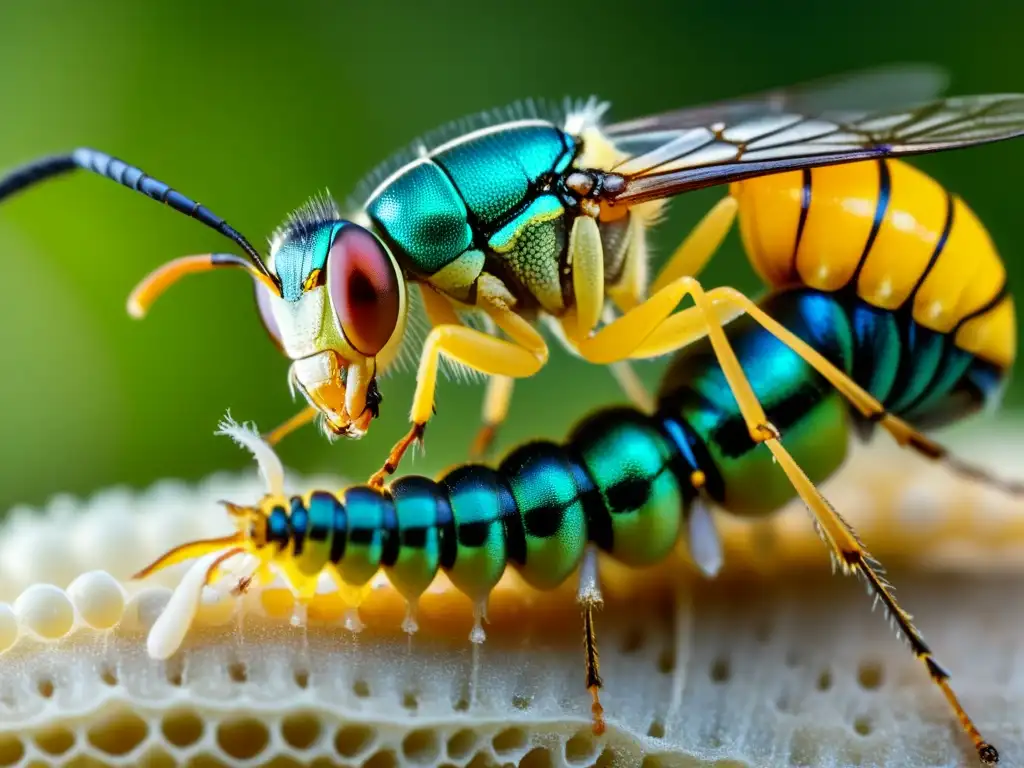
606, 63, 950, 146
601, 67, 1024, 205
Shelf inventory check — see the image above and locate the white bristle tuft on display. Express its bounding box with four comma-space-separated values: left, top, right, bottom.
215, 412, 285, 497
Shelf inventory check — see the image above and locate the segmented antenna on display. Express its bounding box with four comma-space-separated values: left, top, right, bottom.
0, 148, 275, 284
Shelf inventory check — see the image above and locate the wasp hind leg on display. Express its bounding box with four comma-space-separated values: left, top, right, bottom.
571, 270, 998, 762
764, 438, 999, 765
577, 545, 606, 736
688, 287, 1023, 497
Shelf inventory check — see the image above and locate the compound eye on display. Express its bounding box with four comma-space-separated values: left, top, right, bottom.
326, 225, 401, 356
254, 281, 285, 352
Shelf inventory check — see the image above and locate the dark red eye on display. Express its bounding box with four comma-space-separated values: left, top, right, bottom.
254, 281, 285, 351
327, 225, 401, 356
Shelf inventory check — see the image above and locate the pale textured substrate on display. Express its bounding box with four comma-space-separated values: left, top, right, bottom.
0, 429, 1022, 767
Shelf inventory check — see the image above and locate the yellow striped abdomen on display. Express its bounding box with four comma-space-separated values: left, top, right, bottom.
730, 160, 1016, 368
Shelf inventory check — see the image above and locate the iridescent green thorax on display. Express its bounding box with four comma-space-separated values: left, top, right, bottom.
363, 121, 577, 286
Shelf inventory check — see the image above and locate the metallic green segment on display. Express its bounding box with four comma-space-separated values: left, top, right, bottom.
386, 476, 444, 600
847, 302, 901, 401
273, 221, 339, 302
659, 290, 853, 517
904, 345, 973, 421
570, 409, 684, 567
337, 487, 386, 586
487, 194, 563, 252
433, 125, 574, 226
366, 161, 473, 275
294, 492, 338, 577
441, 466, 507, 601
499, 441, 587, 590
434, 135, 529, 228
506, 125, 575, 181
884, 326, 945, 414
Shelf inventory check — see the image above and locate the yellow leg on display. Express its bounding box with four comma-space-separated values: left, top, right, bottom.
606, 214, 648, 313
369, 300, 548, 487
648, 195, 738, 295
264, 405, 319, 446
627, 295, 742, 360
693, 287, 1023, 496
599, 306, 654, 412
568, 275, 770, 442
471, 375, 515, 459
764, 438, 998, 765
584, 274, 999, 762
570, 212, 605, 338
418, 283, 527, 462
418, 282, 462, 326
577, 546, 605, 736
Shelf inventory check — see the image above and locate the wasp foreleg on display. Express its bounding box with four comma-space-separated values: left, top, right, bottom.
369, 308, 547, 486
570, 210, 606, 339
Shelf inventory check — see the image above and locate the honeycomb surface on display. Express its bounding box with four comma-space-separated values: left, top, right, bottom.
0, 429, 1021, 767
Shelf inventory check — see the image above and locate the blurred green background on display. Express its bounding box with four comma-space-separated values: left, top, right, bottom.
0, 1, 1022, 509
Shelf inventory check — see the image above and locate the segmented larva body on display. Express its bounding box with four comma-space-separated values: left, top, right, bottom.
262, 408, 699, 635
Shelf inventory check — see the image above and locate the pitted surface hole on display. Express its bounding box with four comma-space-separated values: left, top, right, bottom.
816, 669, 832, 691
36, 677, 54, 699
401, 729, 440, 764
0, 737, 24, 767
335, 725, 376, 758
216, 717, 270, 760
162, 710, 204, 748
565, 729, 599, 764
853, 715, 874, 736
87, 710, 148, 755
281, 712, 321, 750
364, 749, 399, 768
520, 746, 555, 768
447, 728, 478, 760
34, 727, 74, 756
227, 659, 248, 684
857, 660, 884, 690
710, 656, 731, 683
492, 727, 527, 754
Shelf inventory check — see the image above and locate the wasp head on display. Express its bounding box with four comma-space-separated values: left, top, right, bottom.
257, 198, 408, 438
